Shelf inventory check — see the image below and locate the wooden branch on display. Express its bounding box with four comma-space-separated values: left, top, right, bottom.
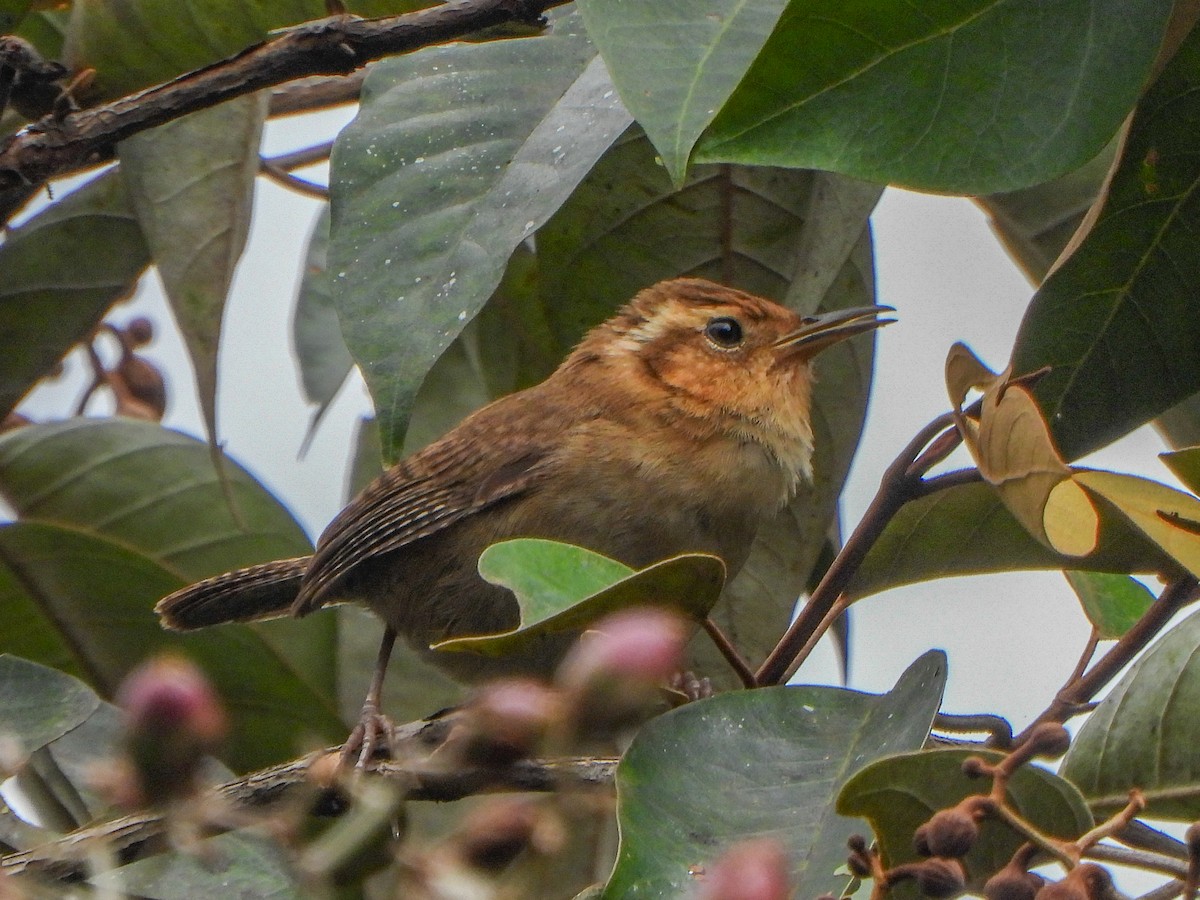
268, 71, 366, 117
0, 0, 572, 221
0, 713, 617, 881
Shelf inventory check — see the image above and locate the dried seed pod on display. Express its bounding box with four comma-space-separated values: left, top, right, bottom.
985, 866, 1045, 900
1034, 865, 1116, 900
454, 797, 542, 873
125, 317, 155, 347
914, 808, 979, 858
915, 858, 967, 899
888, 859, 966, 899
114, 354, 166, 421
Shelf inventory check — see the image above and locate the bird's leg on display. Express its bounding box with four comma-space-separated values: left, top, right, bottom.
341, 626, 398, 769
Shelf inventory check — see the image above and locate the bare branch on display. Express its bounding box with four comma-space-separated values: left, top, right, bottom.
0, 712, 617, 881
0, 0, 571, 222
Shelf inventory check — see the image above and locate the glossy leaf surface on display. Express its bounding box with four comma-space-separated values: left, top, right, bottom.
697, 0, 1171, 194
602, 652, 945, 898
329, 14, 631, 459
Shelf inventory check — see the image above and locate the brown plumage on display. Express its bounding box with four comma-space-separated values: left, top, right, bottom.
157, 278, 890, 752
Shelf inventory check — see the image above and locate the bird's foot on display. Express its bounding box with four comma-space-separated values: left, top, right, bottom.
340, 701, 395, 770
668, 671, 713, 702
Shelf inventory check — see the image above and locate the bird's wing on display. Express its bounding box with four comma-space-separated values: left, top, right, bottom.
291, 396, 560, 613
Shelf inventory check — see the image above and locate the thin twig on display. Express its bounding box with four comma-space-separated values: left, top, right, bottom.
931, 712, 1013, 749
755, 412, 958, 686
1014, 575, 1200, 746
701, 617, 756, 688
0, 0, 570, 222
260, 160, 330, 199
1086, 844, 1189, 879
1064, 628, 1100, 690
268, 139, 335, 170
269, 70, 366, 117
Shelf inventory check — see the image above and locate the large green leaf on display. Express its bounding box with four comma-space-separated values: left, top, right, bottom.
0, 418, 335, 698
0, 523, 343, 770
576, 0, 788, 185
602, 652, 946, 898
697, 0, 1172, 194
847, 481, 1177, 600
1062, 605, 1200, 819
292, 205, 354, 445
119, 96, 267, 444
976, 137, 1120, 284
537, 131, 881, 680
0, 419, 308, 580
434, 540, 725, 658
62, 0, 431, 99
1012, 22, 1200, 459
839, 750, 1092, 895
328, 12, 632, 460
0, 171, 149, 418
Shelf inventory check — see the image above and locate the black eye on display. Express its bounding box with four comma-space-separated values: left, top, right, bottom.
704, 316, 743, 348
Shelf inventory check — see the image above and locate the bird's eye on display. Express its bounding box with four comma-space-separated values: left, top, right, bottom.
704, 316, 744, 348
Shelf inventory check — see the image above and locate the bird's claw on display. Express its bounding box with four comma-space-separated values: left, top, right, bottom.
340, 703, 395, 770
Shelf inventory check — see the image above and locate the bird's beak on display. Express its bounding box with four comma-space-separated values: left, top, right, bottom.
774, 305, 895, 359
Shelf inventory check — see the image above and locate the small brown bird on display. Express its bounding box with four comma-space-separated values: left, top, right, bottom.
157, 278, 891, 756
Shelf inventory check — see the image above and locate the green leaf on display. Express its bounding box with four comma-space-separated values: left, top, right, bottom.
91, 829, 300, 899
576, 0, 788, 185
0, 523, 344, 771
601, 652, 946, 899
328, 13, 631, 460
293, 205, 353, 446
0, 0, 33, 31
0, 418, 309, 578
1063, 571, 1155, 639
1062, 604, 1200, 818
0, 418, 337, 709
434, 540, 724, 657
119, 96, 267, 444
62, 0, 431, 99
977, 137, 1120, 284
1012, 22, 1200, 458
847, 481, 1177, 600
0, 170, 149, 418
838, 749, 1092, 894
697, 0, 1172, 194
1158, 394, 1200, 450
401, 243, 553, 455
0, 655, 99, 754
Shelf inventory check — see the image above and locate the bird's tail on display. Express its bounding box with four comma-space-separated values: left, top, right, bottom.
156, 556, 311, 630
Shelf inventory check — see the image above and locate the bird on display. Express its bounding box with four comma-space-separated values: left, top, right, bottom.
157, 277, 892, 760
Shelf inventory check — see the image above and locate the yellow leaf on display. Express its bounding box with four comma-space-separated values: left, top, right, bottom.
976, 385, 1073, 547
945, 342, 1002, 409
1044, 478, 1100, 556
1075, 470, 1200, 578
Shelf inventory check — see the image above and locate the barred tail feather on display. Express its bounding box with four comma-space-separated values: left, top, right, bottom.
156, 556, 311, 630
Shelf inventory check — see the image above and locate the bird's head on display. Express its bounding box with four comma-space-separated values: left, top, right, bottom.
570, 278, 893, 480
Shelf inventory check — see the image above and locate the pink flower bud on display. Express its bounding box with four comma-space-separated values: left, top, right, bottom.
115, 654, 227, 806
697, 839, 791, 900
558, 608, 688, 689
